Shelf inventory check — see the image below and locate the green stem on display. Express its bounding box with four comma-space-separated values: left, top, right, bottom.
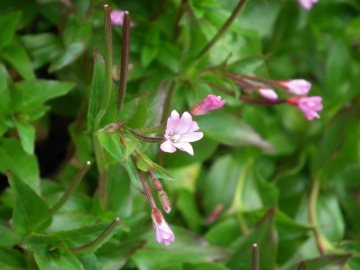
309, 177, 325, 255
117, 11, 130, 114
195, 0, 249, 63
71, 217, 120, 254
95, 5, 113, 128
34, 162, 91, 230
252, 244, 259, 270
94, 135, 108, 209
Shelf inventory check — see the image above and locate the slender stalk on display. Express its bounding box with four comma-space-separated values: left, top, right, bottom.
117, 11, 130, 114
128, 128, 163, 143
297, 261, 309, 270
71, 217, 120, 254
133, 123, 166, 135
131, 156, 156, 208
95, 5, 113, 209
48, 161, 91, 217
160, 79, 177, 124
195, 0, 249, 62
95, 5, 113, 128
252, 244, 259, 270
208, 82, 287, 106
34, 162, 91, 230
309, 177, 325, 255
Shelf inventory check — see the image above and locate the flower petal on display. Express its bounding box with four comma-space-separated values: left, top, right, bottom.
160, 140, 176, 153
178, 132, 204, 143
172, 142, 194, 155
173, 112, 193, 134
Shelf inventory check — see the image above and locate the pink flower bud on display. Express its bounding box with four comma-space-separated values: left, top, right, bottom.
288, 96, 323, 121
110, 10, 125, 26
298, 0, 319, 10
191, 95, 226, 116
258, 88, 278, 101
159, 190, 171, 213
278, 79, 312, 96
151, 208, 175, 246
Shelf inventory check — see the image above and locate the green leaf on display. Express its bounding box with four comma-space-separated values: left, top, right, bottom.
0, 224, 19, 248
0, 139, 39, 192
49, 18, 92, 72
96, 240, 145, 270
34, 244, 84, 270
0, 62, 8, 94
76, 254, 100, 270
126, 93, 148, 129
9, 172, 51, 238
226, 209, 278, 270
0, 247, 25, 269
287, 254, 352, 270
177, 189, 202, 233
141, 27, 160, 67
1, 43, 35, 80
97, 132, 125, 163
87, 49, 105, 133
132, 226, 230, 270
196, 112, 274, 151
21, 33, 63, 69
11, 80, 75, 111
13, 120, 35, 155
0, 11, 21, 48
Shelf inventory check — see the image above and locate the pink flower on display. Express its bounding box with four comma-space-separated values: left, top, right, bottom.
110, 10, 124, 26
288, 96, 323, 121
298, 0, 319, 10
258, 88, 278, 100
151, 208, 175, 246
191, 95, 226, 116
160, 110, 203, 155
278, 79, 312, 96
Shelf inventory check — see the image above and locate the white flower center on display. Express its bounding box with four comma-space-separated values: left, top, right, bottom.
169, 131, 180, 143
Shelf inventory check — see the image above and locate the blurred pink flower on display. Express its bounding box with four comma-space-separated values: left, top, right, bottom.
288, 96, 323, 121
191, 94, 226, 115
258, 88, 278, 100
110, 10, 124, 25
298, 0, 319, 10
152, 208, 175, 246
160, 110, 203, 155
278, 79, 311, 96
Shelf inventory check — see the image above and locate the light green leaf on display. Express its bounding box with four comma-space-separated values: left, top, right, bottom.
14, 120, 35, 155
0, 138, 39, 192
1, 43, 35, 80
97, 132, 125, 163
11, 80, 75, 111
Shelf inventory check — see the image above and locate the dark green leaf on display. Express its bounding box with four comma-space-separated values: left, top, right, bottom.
0, 247, 25, 269
0, 11, 21, 48
126, 93, 148, 129
287, 254, 352, 270
9, 172, 51, 238
34, 244, 84, 270
97, 132, 125, 163
0, 224, 19, 248
226, 209, 278, 270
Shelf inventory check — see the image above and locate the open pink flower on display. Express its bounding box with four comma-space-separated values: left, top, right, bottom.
160, 110, 203, 155
152, 208, 175, 246
110, 10, 125, 25
288, 96, 323, 121
298, 0, 319, 10
258, 88, 278, 100
191, 95, 226, 116
278, 79, 312, 96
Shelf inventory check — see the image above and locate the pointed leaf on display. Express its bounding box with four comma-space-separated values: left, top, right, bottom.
126, 93, 148, 129
14, 120, 35, 155
0, 11, 21, 48
97, 132, 125, 163
11, 80, 75, 111
0, 247, 26, 269
0, 139, 39, 192
9, 173, 51, 238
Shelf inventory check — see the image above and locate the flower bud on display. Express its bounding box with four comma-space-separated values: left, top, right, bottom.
277, 79, 311, 96
191, 95, 226, 116
151, 208, 175, 246
258, 88, 278, 101
158, 190, 171, 213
